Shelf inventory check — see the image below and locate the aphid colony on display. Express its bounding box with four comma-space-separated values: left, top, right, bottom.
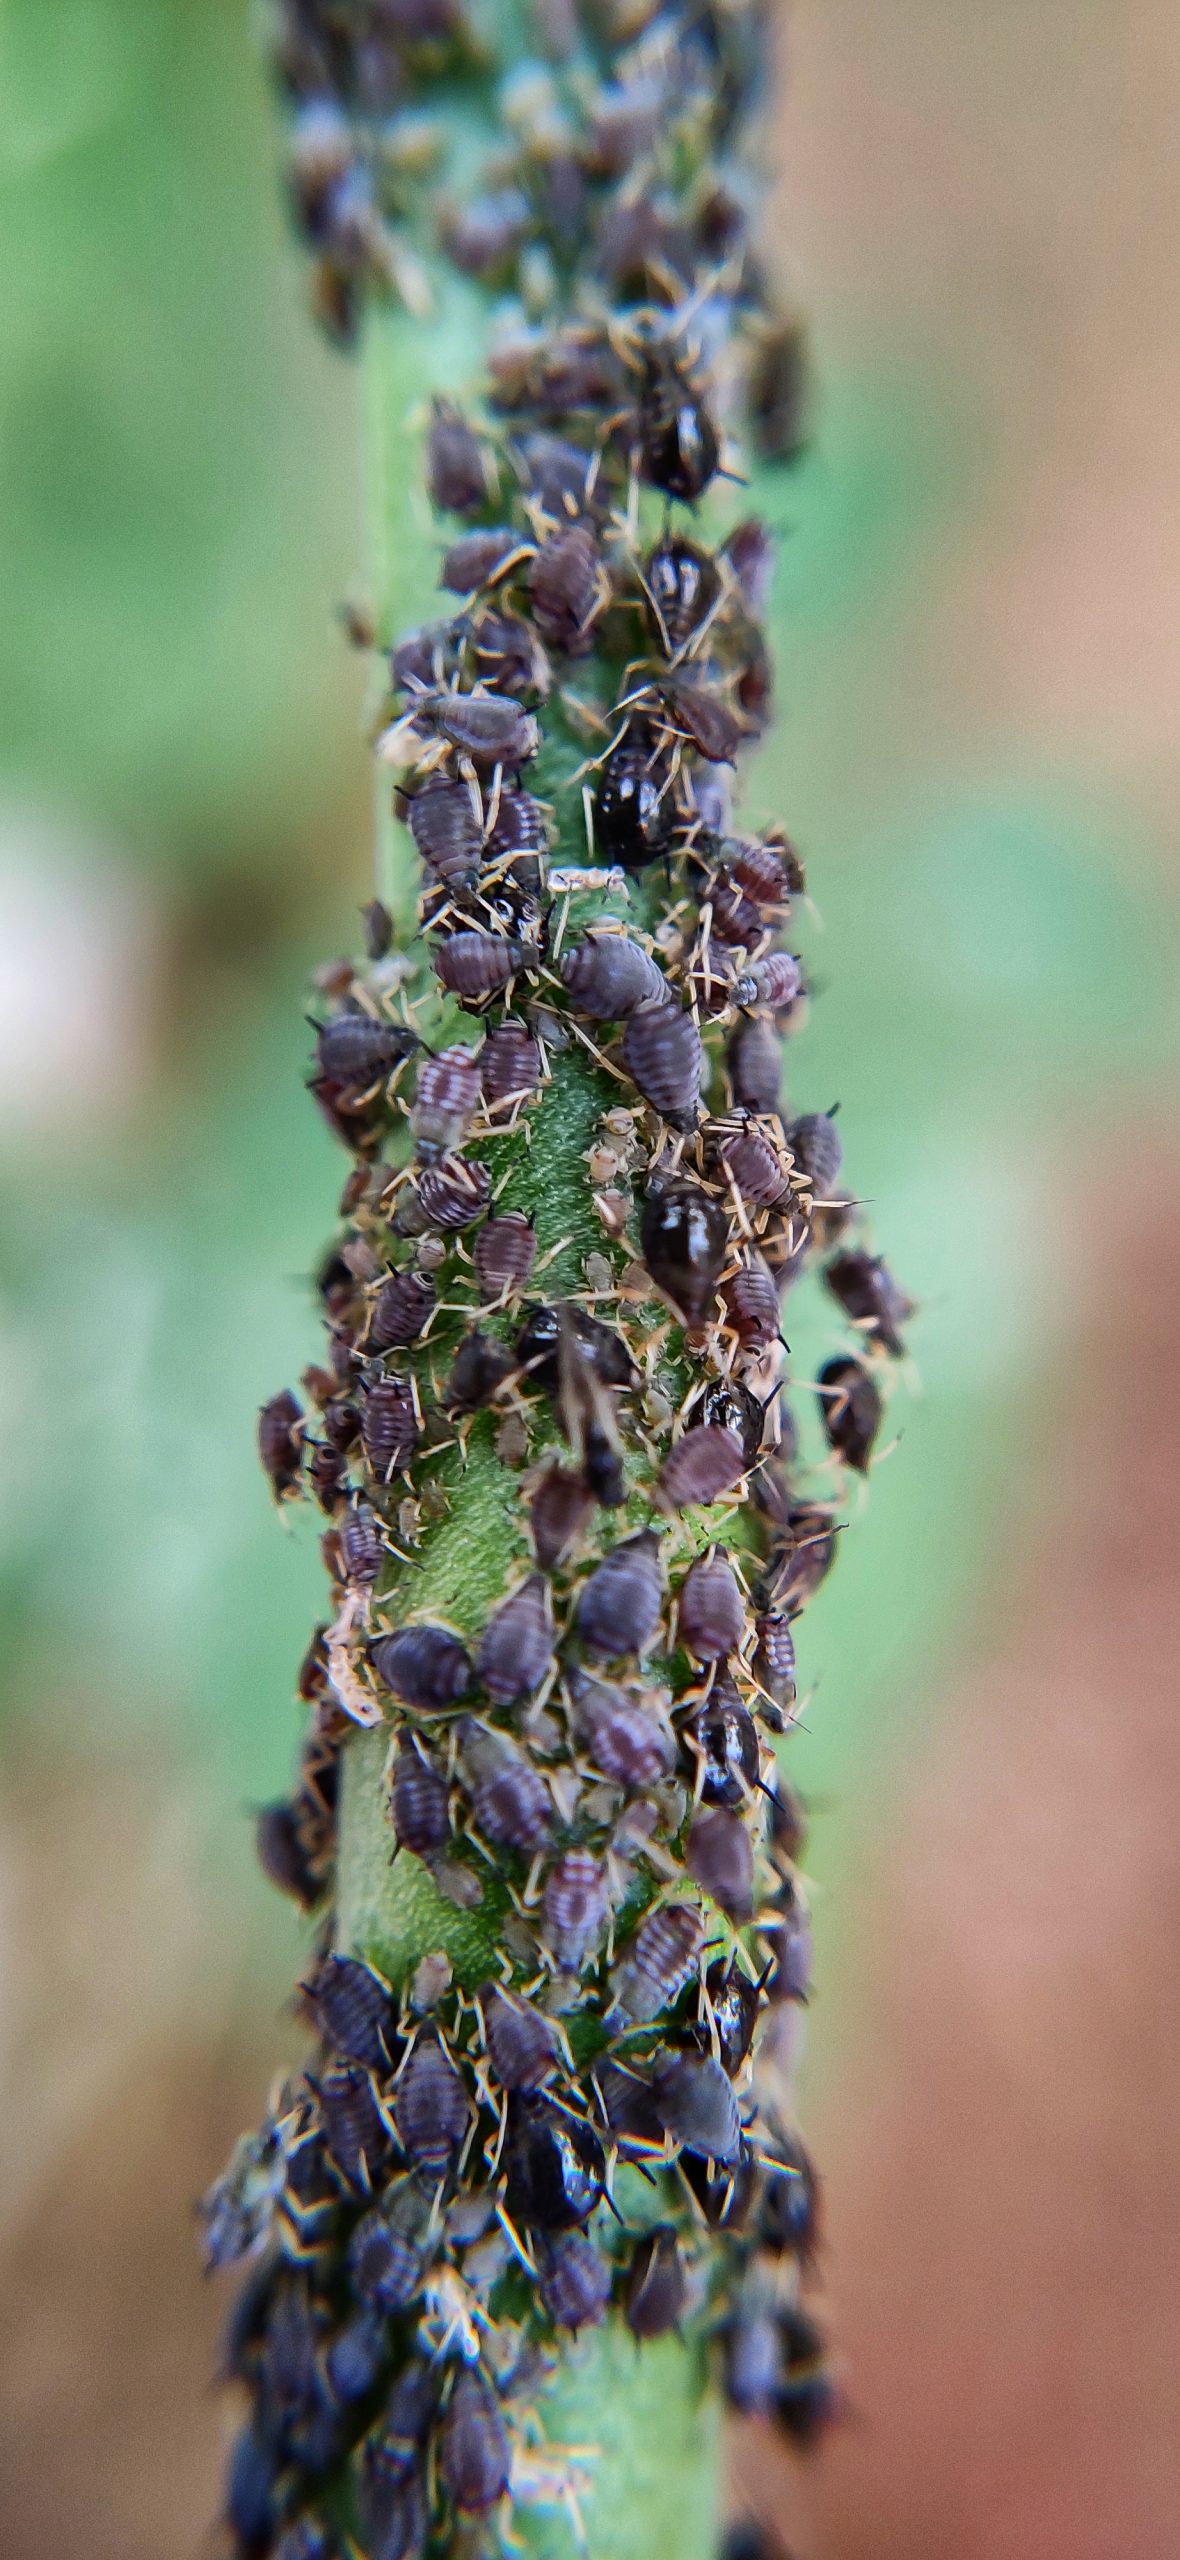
209, 3, 914, 2555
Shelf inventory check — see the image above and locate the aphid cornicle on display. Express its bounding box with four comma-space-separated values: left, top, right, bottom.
560, 930, 666, 1019
434, 929, 525, 1002
567, 1665, 675, 1789
658, 1422, 747, 1509
503, 2097, 605, 2230
410, 1045, 483, 1160
529, 1463, 593, 1570
542, 1847, 608, 1969
258, 1389, 303, 1498
644, 532, 720, 654
540, 2229, 612, 2331
389, 1733, 451, 1859
726, 1013, 782, 1115
479, 1022, 541, 1107
426, 399, 490, 515
787, 1107, 843, 1198
818, 1354, 882, 1473
394, 2032, 470, 2177
528, 522, 602, 652
625, 2226, 689, 2340
640, 1178, 729, 1323
475, 1571, 555, 1704
687, 1804, 755, 1920
622, 1002, 703, 1130
474, 1209, 537, 1301
576, 1528, 663, 1658
371, 1622, 472, 1711
677, 1550, 745, 1662
407, 772, 482, 887
305, 1954, 399, 2072
614, 1901, 705, 2023
479, 1981, 560, 2092
638, 346, 720, 501
824, 1246, 913, 1355
361, 1373, 419, 1481
440, 2365, 512, 2515
369, 1266, 436, 1350
655, 2050, 742, 2164
593, 719, 676, 871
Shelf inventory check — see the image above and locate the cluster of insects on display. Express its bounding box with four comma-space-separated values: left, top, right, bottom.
207, 2, 914, 2554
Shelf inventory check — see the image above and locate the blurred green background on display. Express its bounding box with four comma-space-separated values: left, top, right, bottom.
1, 4, 1177, 2556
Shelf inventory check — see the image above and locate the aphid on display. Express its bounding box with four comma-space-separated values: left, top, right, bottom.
774, 2306, 837, 2447
677, 1551, 745, 1661
361, 1373, 419, 1481
701, 1953, 762, 2076
427, 399, 490, 515
305, 1953, 398, 2072
817, 1354, 882, 1474
761, 1880, 813, 2004
356, 2463, 427, 2560
408, 773, 482, 887
753, 1610, 796, 1709
443, 182, 531, 279
514, 429, 599, 520
727, 834, 796, 912
473, 1211, 537, 1305
325, 2307, 386, 2407
654, 2050, 742, 2163
657, 1423, 747, 1510
715, 1123, 792, 1209
721, 1254, 779, 1352
315, 1011, 418, 1090
690, 1375, 764, 1469
661, 675, 744, 765
347, 2194, 424, 2313
393, 620, 457, 695
412, 1155, 492, 1233
467, 603, 550, 703
389, 1733, 451, 1859
724, 2299, 782, 2416
686, 1804, 755, 1920
440, 526, 523, 594
369, 2358, 439, 2483
681, 1683, 760, 1808
273, 2520, 338, 2560
761, 1496, 839, 1618
824, 1247, 913, 1355
226, 2419, 280, 2555
735, 951, 803, 1012
747, 315, 810, 464
340, 1501, 384, 1585
787, 1108, 843, 1198
567, 1666, 675, 1789
759, 2133, 821, 2259
540, 2228, 612, 2332
255, 1802, 322, 1910
624, 2226, 688, 2339
622, 1002, 703, 1129
722, 516, 776, 617
681, 2141, 757, 2234
644, 533, 720, 655
308, 1437, 348, 1514
434, 930, 525, 1004
258, 1389, 303, 1498
394, 2033, 470, 2177
503, 2097, 605, 2230
638, 346, 719, 501
640, 1177, 729, 1324
371, 1623, 472, 1711
542, 1848, 608, 1969
529, 1463, 593, 1570
593, 720, 675, 872
369, 1267, 436, 1350
476, 1572, 554, 1704
479, 1022, 541, 1108
199, 2121, 287, 2272
767, 1774, 808, 1864
595, 2058, 664, 2149
421, 688, 539, 768
613, 1900, 705, 2023
458, 1719, 554, 1851
314, 2063, 396, 2193
560, 929, 665, 1019
478, 1981, 560, 2092
445, 1327, 514, 1414
528, 522, 602, 653
439, 2364, 512, 2515
410, 1045, 483, 1160
576, 1528, 663, 1658
515, 1301, 635, 1394
726, 1014, 781, 1115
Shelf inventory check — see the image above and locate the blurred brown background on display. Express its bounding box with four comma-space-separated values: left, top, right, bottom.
0, 3, 1177, 2555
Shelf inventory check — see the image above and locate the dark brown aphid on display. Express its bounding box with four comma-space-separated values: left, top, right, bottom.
369, 1267, 436, 1350
681, 1685, 760, 1808
515, 1301, 636, 1395
421, 688, 539, 769
644, 532, 720, 655
727, 834, 796, 912
255, 1802, 321, 1910
445, 1327, 514, 1414
568, 1666, 675, 1789
761, 1497, 839, 1618
662, 675, 744, 765
458, 1719, 554, 1852
392, 619, 456, 695
787, 1109, 843, 1198
315, 1011, 418, 1090
624, 2226, 689, 2339
576, 1528, 663, 1658
434, 930, 525, 1003
415, 1155, 493, 1230
753, 1610, 796, 1710
339, 1502, 384, 1586
767, 1774, 808, 1864
360, 897, 393, 959
817, 1355, 882, 1474
736, 951, 803, 1012
408, 773, 482, 887
467, 603, 550, 704
759, 2133, 822, 2259
824, 1248, 913, 1355
440, 526, 523, 594
638, 346, 719, 501
371, 1623, 472, 1712
690, 1375, 764, 1469
314, 2063, 395, 2193
389, 1733, 451, 1859
560, 929, 665, 1019
540, 2229, 612, 2332
641, 1178, 729, 1324
761, 1882, 814, 2007
702, 1954, 762, 2077
657, 1423, 747, 1510
595, 2058, 664, 2149
726, 1014, 781, 1115
305, 1953, 398, 2072
677, 1551, 745, 1662
361, 1373, 419, 1482
503, 2098, 605, 2230
513, 429, 599, 521
542, 1848, 608, 1969
478, 1981, 559, 2092
484, 783, 549, 867
748, 315, 810, 463
614, 1901, 705, 2023
687, 1804, 755, 1920
479, 1022, 541, 1108
427, 400, 490, 515
715, 1124, 792, 1209
439, 2365, 512, 2515
593, 719, 675, 872
308, 1435, 348, 1515
681, 2142, 757, 2235
476, 1572, 554, 1705
259, 1390, 303, 1499
654, 2050, 742, 2163
622, 1002, 703, 1129
529, 523, 602, 653
394, 2033, 470, 2178
721, 1254, 780, 1352
774, 2307, 838, 2448
474, 1210, 537, 1302
529, 1464, 593, 1570
411, 1045, 483, 1161
347, 2196, 423, 2313
722, 516, 776, 617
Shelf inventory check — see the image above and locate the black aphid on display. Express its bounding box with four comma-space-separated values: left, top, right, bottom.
347, 2193, 424, 2313
576, 1528, 663, 1658
315, 1012, 418, 1090
702, 1954, 762, 2076
427, 400, 490, 515
686, 1804, 755, 1920
314, 2063, 395, 2193
622, 1002, 703, 1130
340, 1501, 384, 1585
516, 1301, 636, 1394
439, 2365, 512, 2515
394, 2033, 470, 2178
458, 1719, 554, 1851
371, 1623, 472, 1712
540, 2229, 612, 2331
259, 1389, 303, 1499
736, 950, 804, 1012
441, 525, 522, 593
758, 1492, 839, 1618
479, 1023, 541, 1107
476, 1572, 554, 1704
421, 689, 539, 767
726, 1013, 782, 1115
753, 1610, 796, 1709
715, 1123, 792, 1208
638, 346, 719, 501
761, 1880, 813, 2004
593, 720, 676, 871
504, 2098, 605, 2230
721, 1254, 779, 1351
255, 1802, 321, 1909
681, 1685, 760, 1808
445, 1327, 514, 1414
644, 532, 720, 654
624, 2225, 689, 2340
677, 1552, 745, 1662
817, 1354, 882, 1474
529, 522, 602, 652
529, 1464, 593, 1570
824, 1247, 913, 1355
640, 1178, 729, 1324
325, 2307, 385, 2405
759, 2133, 821, 2259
